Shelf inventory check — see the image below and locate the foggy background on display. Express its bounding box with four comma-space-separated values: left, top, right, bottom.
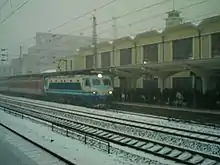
0, 0, 219, 58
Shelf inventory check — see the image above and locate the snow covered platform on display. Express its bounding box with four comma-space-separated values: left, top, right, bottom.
0, 129, 38, 165
113, 102, 220, 124
0, 124, 69, 165
0, 109, 175, 165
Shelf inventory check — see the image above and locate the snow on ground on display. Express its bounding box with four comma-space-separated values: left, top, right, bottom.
0, 128, 39, 165
7, 100, 220, 156
0, 125, 66, 165
116, 102, 220, 115
0, 110, 173, 165
4, 94, 220, 137
44, 107, 220, 156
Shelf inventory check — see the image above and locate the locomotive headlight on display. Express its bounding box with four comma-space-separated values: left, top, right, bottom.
108, 91, 113, 94
92, 91, 97, 94
97, 74, 102, 78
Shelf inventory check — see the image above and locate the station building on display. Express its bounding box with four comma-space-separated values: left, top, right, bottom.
56, 11, 220, 94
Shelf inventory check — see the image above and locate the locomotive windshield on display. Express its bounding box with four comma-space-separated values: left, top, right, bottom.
103, 79, 111, 86
92, 79, 101, 85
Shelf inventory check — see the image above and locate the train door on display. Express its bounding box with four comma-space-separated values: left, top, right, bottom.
83, 78, 91, 92
43, 78, 49, 91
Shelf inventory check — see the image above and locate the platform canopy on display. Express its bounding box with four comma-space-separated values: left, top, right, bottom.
4, 57, 220, 80
7, 68, 100, 79
97, 57, 220, 78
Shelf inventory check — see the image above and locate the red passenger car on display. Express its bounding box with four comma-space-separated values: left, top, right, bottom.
8, 76, 44, 96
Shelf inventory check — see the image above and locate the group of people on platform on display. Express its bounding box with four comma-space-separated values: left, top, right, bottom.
113, 88, 220, 110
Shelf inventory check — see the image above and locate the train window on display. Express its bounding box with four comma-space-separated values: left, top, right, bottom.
49, 82, 82, 90
85, 79, 90, 87
103, 79, 111, 86
92, 79, 101, 85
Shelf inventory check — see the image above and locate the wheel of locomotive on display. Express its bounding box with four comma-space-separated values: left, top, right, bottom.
66, 97, 72, 104
75, 97, 88, 107
58, 97, 65, 103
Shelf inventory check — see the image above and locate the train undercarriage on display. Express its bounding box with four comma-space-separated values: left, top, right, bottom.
1, 91, 112, 109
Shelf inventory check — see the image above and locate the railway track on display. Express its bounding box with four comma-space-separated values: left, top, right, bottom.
0, 123, 75, 165
0, 97, 220, 164
2, 96, 220, 144
2, 94, 220, 132
2, 95, 220, 134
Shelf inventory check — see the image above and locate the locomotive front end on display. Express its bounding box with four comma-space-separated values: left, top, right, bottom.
89, 74, 114, 108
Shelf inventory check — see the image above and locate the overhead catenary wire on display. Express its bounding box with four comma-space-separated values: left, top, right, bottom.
39, 0, 217, 43
19, 0, 171, 43
8, 0, 215, 53
33, 0, 171, 48
97, 0, 215, 36
0, 0, 9, 11
7, 0, 119, 50
0, 0, 9, 20
127, 0, 212, 26
67, 0, 212, 36
5, 0, 174, 48
48, 0, 118, 32
0, 0, 32, 26
68, 0, 171, 35
125, 12, 219, 39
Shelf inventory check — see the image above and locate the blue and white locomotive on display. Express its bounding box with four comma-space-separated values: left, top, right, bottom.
44, 74, 114, 108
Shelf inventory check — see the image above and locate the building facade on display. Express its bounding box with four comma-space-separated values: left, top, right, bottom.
21, 32, 109, 74
56, 14, 220, 91
0, 64, 12, 77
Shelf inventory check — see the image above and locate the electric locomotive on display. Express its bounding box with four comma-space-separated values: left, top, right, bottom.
44, 73, 113, 108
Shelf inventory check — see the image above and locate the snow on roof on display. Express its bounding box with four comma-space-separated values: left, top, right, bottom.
41, 69, 56, 73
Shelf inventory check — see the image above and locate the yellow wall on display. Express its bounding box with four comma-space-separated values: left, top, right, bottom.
136, 33, 162, 64
199, 16, 220, 58
201, 35, 210, 59
75, 55, 85, 70
193, 36, 200, 59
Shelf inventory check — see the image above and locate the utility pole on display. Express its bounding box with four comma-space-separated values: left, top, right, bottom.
112, 17, 117, 40
92, 12, 98, 69
65, 59, 67, 72
9, 0, 12, 8
172, 0, 175, 10
19, 45, 23, 75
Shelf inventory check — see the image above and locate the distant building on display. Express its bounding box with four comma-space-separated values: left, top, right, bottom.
23, 32, 109, 74
10, 58, 20, 75
0, 64, 12, 77
10, 54, 28, 75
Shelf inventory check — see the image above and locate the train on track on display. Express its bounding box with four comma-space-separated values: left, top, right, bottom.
0, 71, 114, 108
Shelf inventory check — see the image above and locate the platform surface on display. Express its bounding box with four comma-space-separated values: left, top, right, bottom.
0, 130, 38, 165
114, 102, 220, 115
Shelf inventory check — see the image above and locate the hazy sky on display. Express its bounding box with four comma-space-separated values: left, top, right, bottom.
0, 0, 219, 56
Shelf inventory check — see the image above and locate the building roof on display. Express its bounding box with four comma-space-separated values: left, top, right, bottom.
77, 14, 220, 51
